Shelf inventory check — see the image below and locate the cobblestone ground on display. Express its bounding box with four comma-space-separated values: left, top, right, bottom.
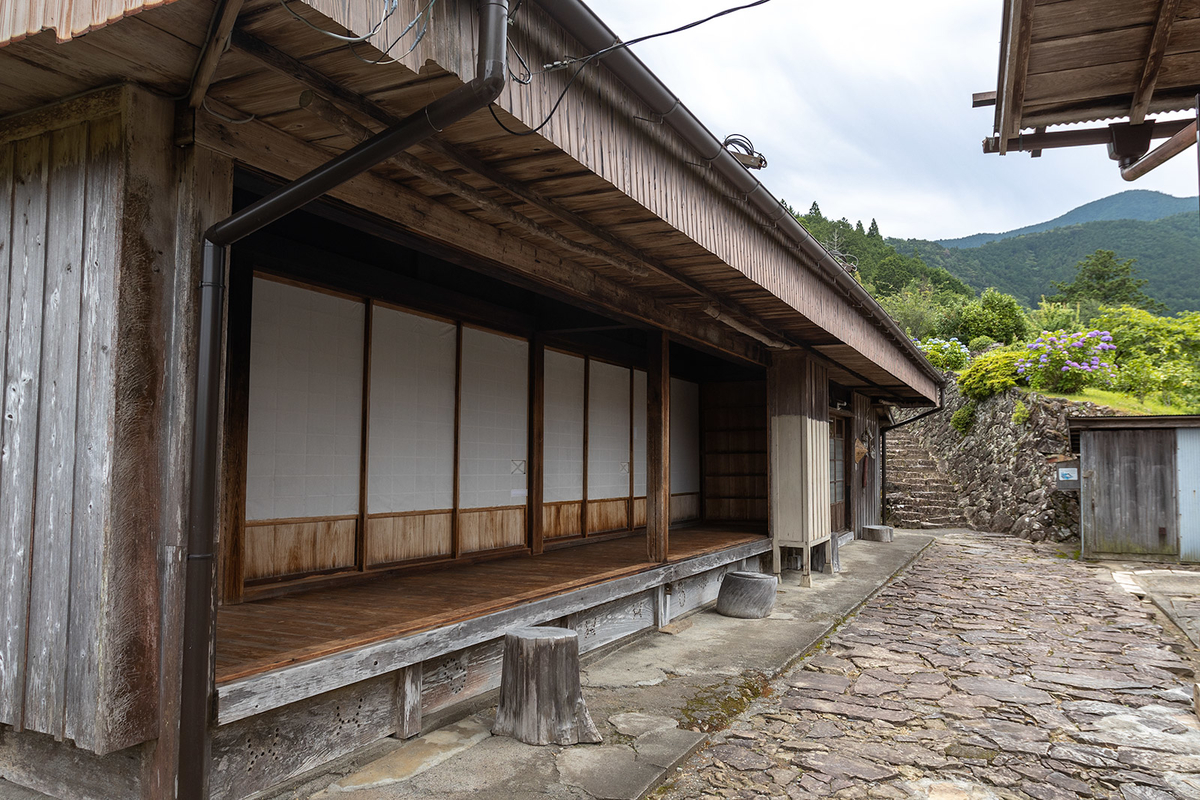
661, 532, 1200, 800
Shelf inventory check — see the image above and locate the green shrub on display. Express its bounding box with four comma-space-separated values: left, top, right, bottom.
957, 348, 1025, 400
1011, 399, 1029, 425
940, 288, 1030, 345
916, 337, 970, 371
968, 335, 997, 353
951, 401, 977, 434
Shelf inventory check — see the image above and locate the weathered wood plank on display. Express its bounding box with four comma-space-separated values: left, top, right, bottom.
64, 113, 123, 751
144, 143, 233, 798
0, 132, 50, 730
0, 85, 124, 146
23, 122, 88, 738
395, 663, 422, 739
0, 729, 148, 800
216, 538, 770, 724
646, 331, 669, 563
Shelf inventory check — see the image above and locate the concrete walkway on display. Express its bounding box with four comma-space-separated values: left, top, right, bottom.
1114, 567, 1200, 651
253, 531, 934, 800
660, 532, 1200, 800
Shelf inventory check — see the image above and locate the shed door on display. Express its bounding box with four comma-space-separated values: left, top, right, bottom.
1180, 429, 1200, 563
1081, 429, 1178, 557
830, 417, 847, 531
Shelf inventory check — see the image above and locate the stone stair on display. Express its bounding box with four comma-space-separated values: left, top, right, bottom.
884, 426, 970, 529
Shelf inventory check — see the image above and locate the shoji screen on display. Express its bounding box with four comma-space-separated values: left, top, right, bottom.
244, 278, 364, 580
543, 350, 585, 539
366, 306, 457, 565
670, 378, 701, 523
632, 369, 648, 528
459, 327, 529, 552
587, 361, 631, 533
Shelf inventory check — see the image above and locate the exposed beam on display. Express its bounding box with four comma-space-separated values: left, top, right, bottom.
187, 0, 245, 109
973, 90, 997, 108
1132, 0, 1182, 124
191, 99, 766, 365
234, 29, 791, 349
983, 118, 1192, 153
997, 0, 1035, 152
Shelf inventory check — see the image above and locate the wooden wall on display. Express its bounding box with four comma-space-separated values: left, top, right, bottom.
702, 381, 767, 522
850, 392, 882, 536
1081, 428, 1179, 558
0, 85, 186, 758
768, 352, 830, 562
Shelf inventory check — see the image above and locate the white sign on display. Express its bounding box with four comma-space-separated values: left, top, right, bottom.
1057, 467, 1078, 482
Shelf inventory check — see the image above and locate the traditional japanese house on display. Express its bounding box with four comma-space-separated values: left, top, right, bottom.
0, 1, 942, 797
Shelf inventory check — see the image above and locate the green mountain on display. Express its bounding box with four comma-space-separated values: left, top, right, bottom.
937, 190, 1198, 249
889, 211, 1200, 312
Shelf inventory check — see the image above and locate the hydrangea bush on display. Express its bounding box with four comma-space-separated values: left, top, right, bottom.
1015, 330, 1116, 394
916, 337, 970, 371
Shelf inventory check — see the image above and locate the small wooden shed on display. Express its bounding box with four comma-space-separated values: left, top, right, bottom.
1068, 416, 1200, 562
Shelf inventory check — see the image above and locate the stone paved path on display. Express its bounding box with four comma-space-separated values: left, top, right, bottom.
660, 532, 1200, 800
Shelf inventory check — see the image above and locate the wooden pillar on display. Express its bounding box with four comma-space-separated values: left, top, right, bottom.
768, 351, 805, 577
647, 331, 670, 563
529, 334, 545, 555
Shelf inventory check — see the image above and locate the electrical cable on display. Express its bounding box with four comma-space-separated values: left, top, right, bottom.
348, 0, 438, 66
202, 97, 256, 124
490, 0, 774, 137
280, 0, 397, 43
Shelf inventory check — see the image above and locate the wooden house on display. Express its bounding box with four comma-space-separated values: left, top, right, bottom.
0, 1, 942, 797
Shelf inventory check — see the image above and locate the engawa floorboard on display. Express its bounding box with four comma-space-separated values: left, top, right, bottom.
215, 524, 765, 683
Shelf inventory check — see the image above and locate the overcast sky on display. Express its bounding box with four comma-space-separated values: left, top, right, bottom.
582, 0, 1200, 241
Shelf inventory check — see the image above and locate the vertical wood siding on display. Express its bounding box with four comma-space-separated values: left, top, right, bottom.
0, 0, 176, 46
0, 85, 179, 756
1081, 428, 1178, 557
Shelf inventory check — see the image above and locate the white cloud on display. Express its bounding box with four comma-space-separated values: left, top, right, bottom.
580, 0, 1200, 240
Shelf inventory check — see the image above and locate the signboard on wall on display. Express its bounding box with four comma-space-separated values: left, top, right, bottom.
1055, 459, 1080, 491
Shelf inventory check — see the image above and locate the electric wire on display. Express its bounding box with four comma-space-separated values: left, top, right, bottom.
280, 0, 397, 43
490, 0, 774, 137
348, 0, 439, 66
202, 97, 257, 124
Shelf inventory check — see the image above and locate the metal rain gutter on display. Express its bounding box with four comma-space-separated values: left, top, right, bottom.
530, 0, 942, 389
176, 2, 509, 796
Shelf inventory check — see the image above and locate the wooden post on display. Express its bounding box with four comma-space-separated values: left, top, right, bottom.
394, 663, 422, 739
647, 331, 670, 563
492, 628, 601, 746
768, 351, 805, 577
529, 335, 545, 555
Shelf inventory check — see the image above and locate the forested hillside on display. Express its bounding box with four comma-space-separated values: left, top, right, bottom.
889, 212, 1200, 312
936, 190, 1197, 249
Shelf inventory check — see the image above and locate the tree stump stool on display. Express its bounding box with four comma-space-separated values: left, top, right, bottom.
492, 627, 602, 746
715, 571, 778, 619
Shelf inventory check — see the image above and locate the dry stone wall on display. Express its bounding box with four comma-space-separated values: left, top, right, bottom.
901, 379, 1116, 542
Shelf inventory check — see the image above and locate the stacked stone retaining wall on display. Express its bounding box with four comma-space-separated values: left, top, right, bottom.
899, 378, 1117, 542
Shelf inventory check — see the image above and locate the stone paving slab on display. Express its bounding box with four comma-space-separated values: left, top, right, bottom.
659, 532, 1200, 800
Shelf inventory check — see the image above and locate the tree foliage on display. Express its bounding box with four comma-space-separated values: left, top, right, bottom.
1050, 250, 1164, 312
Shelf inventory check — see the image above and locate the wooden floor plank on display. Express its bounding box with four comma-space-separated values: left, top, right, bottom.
215, 525, 765, 682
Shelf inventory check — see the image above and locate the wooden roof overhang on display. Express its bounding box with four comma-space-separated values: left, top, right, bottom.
981, 0, 1200, 165
0, 0, 941, 404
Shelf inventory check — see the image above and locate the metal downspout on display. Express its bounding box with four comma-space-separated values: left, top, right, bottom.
177, 3, 509, 796
878, 386, 945, 523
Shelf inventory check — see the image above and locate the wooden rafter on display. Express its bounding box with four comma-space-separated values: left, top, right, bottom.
187, 0, 246, 108
1132, 0, 1183, 124
997, 0, 1035, 152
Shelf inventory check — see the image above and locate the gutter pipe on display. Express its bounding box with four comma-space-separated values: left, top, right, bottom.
176, 2, 509, 796
530, 0, 942, 390
878, 385, 945, 522
1120, 119, 1198, 181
